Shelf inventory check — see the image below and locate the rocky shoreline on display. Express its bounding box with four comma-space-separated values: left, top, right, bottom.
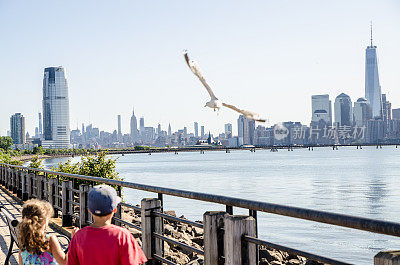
121, 207, 323, 265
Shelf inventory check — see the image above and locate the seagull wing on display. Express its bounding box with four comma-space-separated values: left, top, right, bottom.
184, 51, 218, 100
222, 103, 266, 122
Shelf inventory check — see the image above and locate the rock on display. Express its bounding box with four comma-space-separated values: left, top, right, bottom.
259, 259, 270, 265
259, 249, 283, 263
127, 227, 141, 238
270, 261, 282, 265
187, 258, 204, 265
165, 210, 176, 217
192, 236, 203, 246
288, 259, 301, 265
305, 260, 324, 265
164, 224, 175, 236
193, 227, 203, 236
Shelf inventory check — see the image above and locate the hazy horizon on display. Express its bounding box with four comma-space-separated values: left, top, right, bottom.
1, 1, 399, 136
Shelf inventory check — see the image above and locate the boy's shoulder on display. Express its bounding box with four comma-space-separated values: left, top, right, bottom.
76, 224, 131, 237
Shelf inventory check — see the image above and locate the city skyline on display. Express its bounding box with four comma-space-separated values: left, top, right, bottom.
0, 1, 399, 136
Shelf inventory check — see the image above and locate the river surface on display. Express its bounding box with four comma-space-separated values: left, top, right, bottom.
42, 146, 400, 264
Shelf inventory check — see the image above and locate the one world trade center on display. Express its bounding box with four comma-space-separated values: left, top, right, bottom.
365, 25, 382, 119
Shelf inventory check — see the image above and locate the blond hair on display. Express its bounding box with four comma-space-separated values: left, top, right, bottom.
17, 199, 54, 255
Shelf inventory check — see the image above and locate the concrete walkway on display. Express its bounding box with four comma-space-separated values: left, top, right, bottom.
0, 187, 69, 264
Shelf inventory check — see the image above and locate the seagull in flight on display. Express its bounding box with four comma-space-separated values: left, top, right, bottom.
184, 50, 266, 122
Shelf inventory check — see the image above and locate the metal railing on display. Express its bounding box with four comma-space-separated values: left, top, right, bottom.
1, 162, 400, 264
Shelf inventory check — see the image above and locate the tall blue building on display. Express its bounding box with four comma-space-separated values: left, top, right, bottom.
365, 25, 382, 119
42, 67, 71, 149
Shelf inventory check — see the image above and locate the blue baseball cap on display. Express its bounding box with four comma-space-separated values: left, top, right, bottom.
88, 185, 121, 216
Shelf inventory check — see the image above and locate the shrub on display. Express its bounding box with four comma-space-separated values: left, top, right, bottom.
53, 151, 122, 188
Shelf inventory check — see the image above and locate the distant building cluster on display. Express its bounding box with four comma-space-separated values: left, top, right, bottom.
70, 108, 220, 149
7, 30, 400, 150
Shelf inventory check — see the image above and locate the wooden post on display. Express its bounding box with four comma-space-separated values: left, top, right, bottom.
62, 181, 73, 227
49, 178, 56, 216
203, 211, 226, 265
27, 173, 33, 199
21, 172, 28, 201
141, 198, 162, 265
374, 251, 400, 265
43, 174, 49, 200
224, 215, 257, 265
13, 170, 19, 194
79, 185, 89, 228
37, 174, 43, 200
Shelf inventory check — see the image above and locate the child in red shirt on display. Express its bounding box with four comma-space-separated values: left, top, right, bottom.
67, 185, 147, 265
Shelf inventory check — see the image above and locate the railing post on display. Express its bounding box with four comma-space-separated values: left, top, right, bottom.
204, 211, 226, 265
43, 174, 49, 201
79, 184, 89, 228
27, 173, 33, 199
16, 170, 22, 198
7, 167, 12, 191
37, 174, 43, 200
21, 171, 28, 201
374, 251, 400, 265
49, 178, 56, 216
141, 198, 162, 265
13, 169, 19, 194
224, 215, 257, 265
0, 166, 2, 184
62, 181, 73, 227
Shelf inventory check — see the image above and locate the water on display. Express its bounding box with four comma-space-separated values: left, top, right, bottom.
43, 146, 400, 264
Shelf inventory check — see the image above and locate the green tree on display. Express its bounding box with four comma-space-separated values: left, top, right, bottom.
29, 155, 44, 169
33, 146, 44, 155
0, 136, 13, 151
0, 149, 22, 165
53, 151, 122, 187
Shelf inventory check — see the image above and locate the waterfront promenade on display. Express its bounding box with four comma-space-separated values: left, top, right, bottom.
2, 161, 400, 264
0, 187, 68, 264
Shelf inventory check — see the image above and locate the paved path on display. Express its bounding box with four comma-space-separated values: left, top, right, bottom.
0, 187, 68, 264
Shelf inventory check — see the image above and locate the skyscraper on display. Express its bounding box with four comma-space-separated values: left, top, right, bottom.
10, 113, 25, 144
200, 126, 205, 139
38, 112, 43, 139
334, 93, 353, 127
381, 94, 392, 129
194, 122, 199, 137
311, 95, 332, 124
42, 67, 71, 149
157, 124, 162, 136
237, 115, 255, 146
117, 115, 122, 141
393, 108, 400, 120
140, 117, 145, 135
365, 25, 382, 119
130, 107, 138, 142
168, 123, 172, 136
225, 123, 232, 138
353, 98, 372, 127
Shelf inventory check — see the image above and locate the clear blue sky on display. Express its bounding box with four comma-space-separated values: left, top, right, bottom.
0, 0, 399, 136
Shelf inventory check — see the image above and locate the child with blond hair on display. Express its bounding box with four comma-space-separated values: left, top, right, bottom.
17, 199, 72, 265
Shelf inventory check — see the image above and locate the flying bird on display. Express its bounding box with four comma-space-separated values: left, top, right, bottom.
184, 51, 266, 122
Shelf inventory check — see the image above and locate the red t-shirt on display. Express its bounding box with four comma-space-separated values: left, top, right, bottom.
67, 224, 147, 265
